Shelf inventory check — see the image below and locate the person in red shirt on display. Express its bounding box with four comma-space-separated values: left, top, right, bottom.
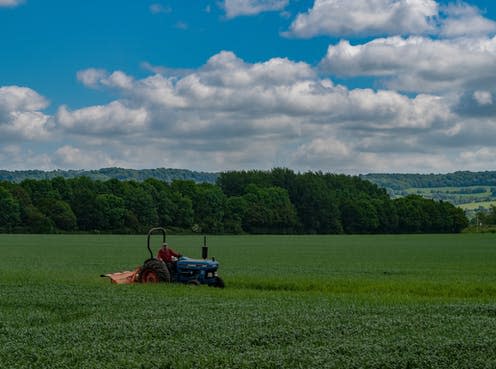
157, 242, 182, 262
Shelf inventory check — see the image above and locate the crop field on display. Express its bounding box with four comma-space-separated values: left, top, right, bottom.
459, 200, 496, 211
404, 186, 496, 210
1, 234, 496, 369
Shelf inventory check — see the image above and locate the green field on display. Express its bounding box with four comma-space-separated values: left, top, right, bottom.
1, 234, 496, 368
459, 200, 496, 211
403, 186, 496, 210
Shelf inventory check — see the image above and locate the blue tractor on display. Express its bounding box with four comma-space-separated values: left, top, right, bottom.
138, 227, 224, 288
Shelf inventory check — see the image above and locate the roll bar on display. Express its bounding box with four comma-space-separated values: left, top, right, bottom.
147, 227, 167, 259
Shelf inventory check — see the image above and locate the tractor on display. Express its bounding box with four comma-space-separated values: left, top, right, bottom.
102, 227, 224, 288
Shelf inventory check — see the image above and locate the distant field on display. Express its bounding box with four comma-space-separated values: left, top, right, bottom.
459, 200, 496, 210
1, 234, 496, 368
402, 186, 496, 213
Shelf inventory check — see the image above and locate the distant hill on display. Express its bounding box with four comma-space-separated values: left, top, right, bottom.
360, 171, 496, 191
361, 171, 496, 213
0, 167, 219, 184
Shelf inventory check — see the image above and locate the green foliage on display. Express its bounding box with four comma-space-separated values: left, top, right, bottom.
340, 198, 379, 233
0, 186, 20, 229
21, 204, 54, 233
0, 170, 469, 234
40, 199, 77, 231
241, 185, 298, 233
122, 182, 158, 230
362, 171, 496, 190
290, 173, 342, 234
0, 167, 219, 183
95, 194, 126, 230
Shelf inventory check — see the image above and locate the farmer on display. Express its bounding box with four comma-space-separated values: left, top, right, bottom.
157, 242, 182, 263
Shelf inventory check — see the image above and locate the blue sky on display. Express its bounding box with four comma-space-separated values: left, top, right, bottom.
1, 0, 496, 173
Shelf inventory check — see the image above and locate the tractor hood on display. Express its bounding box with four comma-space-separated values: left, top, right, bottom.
177, 256, 219, 270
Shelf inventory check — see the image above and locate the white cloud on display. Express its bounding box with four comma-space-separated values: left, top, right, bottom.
0, 0, 23, 7
460, 147, 496, 163
4, 50, 491, 173
54, 145, 118, 169
76, 68, 107, 88
0, 85, 48, 112
223, 0, 288, 18
77, 69, 133, 90
0, 86, 52, 142
440, 3, 496, 37
292, 137, 351, 164
457, 147, 496, 171
0, 145, 53, 170
320, 36, 496, 93
50, 51, 461, 172
473, 90, 493, 106
287, 0, 438, 38
56, 101, 148, 135
287, 0, 496, 39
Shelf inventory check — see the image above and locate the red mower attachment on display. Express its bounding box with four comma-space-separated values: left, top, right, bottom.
100, 267, 140, 284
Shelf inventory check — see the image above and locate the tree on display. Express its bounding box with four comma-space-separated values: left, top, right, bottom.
242, 184, 297, 233
291, 173, 342, 234
193, 184, 227, 233
169, 192, 194, 228
95, 194, 126, 231
340, 198, 380, 234
394, 196, 424, 233
223, 196, 247, 234
0, 187, 20, 230
63, 176, 99, 231
38, 199, 77, 231
22, 205, 54, 233
123, 182, 158, 230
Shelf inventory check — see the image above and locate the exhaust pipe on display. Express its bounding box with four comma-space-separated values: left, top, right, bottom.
202, 236, 208, 259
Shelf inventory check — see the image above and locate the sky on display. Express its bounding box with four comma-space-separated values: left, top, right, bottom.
1, 0, 496, 174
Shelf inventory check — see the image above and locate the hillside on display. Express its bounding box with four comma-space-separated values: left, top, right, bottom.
0, 168, 219, 184
361, 171, 496, 190
361, 171, 496, 213
2, 168, 495, 214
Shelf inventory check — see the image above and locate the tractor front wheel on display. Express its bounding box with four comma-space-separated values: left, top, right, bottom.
213, 277, 225, 288
138, 259, 171, 283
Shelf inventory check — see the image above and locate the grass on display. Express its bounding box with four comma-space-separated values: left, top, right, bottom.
459, 200, 496, 210
1, 234, 496, 368
403, 186, 496, 210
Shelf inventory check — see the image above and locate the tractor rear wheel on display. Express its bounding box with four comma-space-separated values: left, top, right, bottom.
138, 259, 170, 283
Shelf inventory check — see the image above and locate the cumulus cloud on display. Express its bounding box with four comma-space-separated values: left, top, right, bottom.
0, 86, 52, 142
0, 145, 53, 170
51, 51, 464, 172
460, 147, 496, 165
4, 50, 491, 173
473, 91, 493, 106
77, 69, 134, 90
287, 0, 438, 38
320, 36, 496, 93
287, 0, 496, 39
440, 3, 496, 37
56, 101, 148, 135
223, 0, 288, 18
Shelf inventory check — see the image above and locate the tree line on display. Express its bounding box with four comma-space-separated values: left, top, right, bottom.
0, 169, 468, 234
0, 167, 218, 184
